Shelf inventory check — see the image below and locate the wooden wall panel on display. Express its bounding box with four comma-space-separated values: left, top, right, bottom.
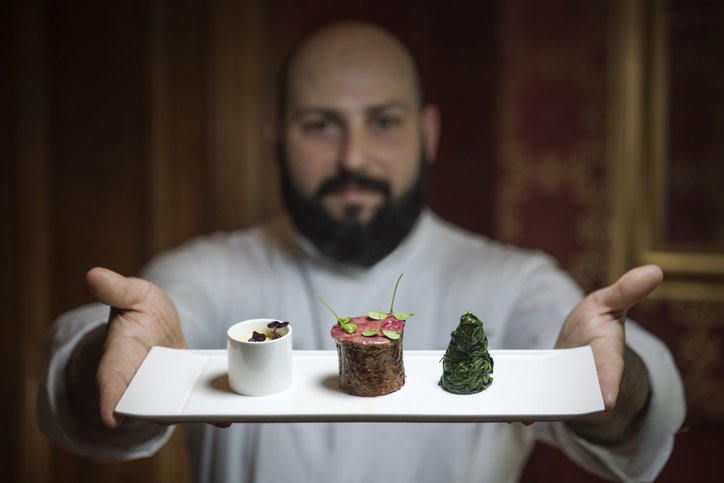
9, 1, 203, 482
4, 4, 28, 482
206, 0, 282, 231
149, 0, 209, 252
43, 2, 162, 482
9, 0, 275, 481
46, 0, 151, 313
10, 2, 53, 483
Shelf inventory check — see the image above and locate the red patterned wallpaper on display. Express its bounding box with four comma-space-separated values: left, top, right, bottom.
496, 0, 723, 481
494, 0, 609, 292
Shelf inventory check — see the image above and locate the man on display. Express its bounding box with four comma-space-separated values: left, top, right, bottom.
38, 21, 685, 482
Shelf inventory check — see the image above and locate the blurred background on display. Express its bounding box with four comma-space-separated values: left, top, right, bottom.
3, 0, 723, 481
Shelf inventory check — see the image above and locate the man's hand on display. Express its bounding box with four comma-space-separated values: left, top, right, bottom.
555, 265, 663, 444
85, 267, 187, 429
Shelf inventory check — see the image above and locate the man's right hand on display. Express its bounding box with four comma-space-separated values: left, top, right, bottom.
85, 267, 188, 429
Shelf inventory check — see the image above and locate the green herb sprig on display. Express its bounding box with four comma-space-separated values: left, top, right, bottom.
363, 273, 413, 340
439, 311, 494, 394
319, 296, 358, 334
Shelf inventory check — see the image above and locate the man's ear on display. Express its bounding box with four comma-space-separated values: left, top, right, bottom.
421, 104, 441, 163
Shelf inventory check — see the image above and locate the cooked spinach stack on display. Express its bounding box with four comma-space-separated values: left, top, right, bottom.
439, 311, 494, 394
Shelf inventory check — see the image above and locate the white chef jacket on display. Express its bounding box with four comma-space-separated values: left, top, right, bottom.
38, 209, 685, 482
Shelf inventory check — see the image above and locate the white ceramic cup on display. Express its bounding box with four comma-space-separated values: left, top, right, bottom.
227, 318, 293, 396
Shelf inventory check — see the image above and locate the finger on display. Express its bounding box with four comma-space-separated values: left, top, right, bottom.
96, 343, 146, 428
594, 265, 663, 315
592, 339, 625, 410
97, 357, 129, 428
86, 267, 151, 310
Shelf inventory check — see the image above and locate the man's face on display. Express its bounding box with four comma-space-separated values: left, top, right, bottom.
281, 48, 425, 226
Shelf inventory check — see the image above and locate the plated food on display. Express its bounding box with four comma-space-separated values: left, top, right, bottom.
322, 274, 413, 397
330, 314, 406, 396
321, 279, 493, 397
439, 311, 494, 394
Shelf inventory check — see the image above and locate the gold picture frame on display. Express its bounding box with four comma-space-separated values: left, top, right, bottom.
609, 0, 724, 303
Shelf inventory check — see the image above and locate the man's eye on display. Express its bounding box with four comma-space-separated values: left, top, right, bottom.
302, 119, 334, 133
371, 115, 401, 130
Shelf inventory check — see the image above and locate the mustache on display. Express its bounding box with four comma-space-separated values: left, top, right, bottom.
315, 171, 391, 200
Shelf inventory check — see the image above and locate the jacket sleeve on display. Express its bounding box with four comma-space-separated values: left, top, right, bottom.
36, 303, 174, 461
534, 320, 686, 482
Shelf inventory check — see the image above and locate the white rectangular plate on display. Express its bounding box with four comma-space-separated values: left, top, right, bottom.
116, 346, 604, 423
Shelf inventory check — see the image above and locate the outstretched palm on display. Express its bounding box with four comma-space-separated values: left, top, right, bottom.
86, 267, 187, 428
555, 265, 663, 411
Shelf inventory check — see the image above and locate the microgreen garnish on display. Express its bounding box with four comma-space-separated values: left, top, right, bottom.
364, 273, 413, 340
319, 296, 358, 334
247, 321, 290, 342
267, 320, 289, 340
249, 331, 267, 342
382, 330, 401, 340
367, 310, 388, 320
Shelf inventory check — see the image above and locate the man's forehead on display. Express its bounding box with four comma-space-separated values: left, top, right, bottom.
288, 60, 417, 113
289, 70, 416, 112
285, 23, 419, 114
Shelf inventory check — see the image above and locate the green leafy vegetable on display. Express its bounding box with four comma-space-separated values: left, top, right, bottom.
439, 311, 494, 394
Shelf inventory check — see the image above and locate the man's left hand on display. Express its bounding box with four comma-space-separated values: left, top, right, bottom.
555, 264, 663, 443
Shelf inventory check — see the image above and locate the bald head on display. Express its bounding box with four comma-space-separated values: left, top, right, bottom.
277, 22, 422, 119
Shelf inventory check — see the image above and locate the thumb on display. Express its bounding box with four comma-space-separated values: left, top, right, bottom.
86, 267, 150, 310
594, 265, 663, 314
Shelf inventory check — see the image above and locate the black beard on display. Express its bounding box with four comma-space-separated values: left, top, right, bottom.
278, 148, 428, 268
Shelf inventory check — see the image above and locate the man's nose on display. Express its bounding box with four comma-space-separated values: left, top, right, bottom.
338, 126, 369, 172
